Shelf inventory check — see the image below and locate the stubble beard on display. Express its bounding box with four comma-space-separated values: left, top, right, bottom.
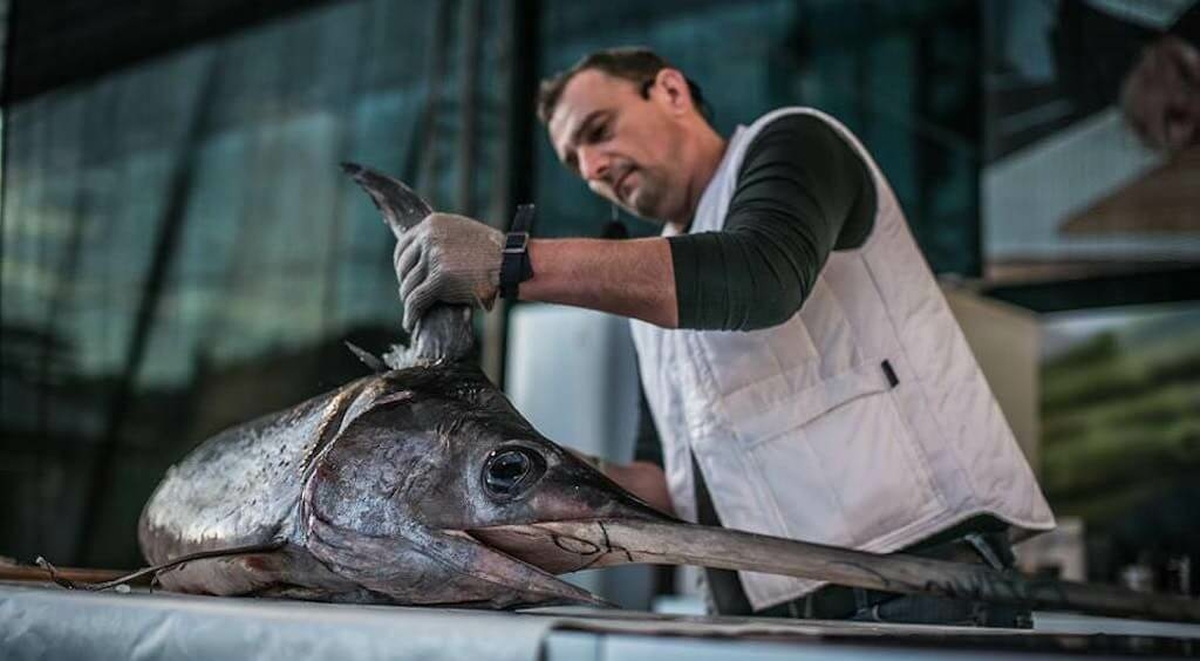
625, 169, 669, 222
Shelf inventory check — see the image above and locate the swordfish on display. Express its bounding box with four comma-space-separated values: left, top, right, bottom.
132, 164, 1200, 622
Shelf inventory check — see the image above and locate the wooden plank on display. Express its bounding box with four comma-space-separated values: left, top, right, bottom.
1062, 145, 1200, 234
0, 564, 147, 586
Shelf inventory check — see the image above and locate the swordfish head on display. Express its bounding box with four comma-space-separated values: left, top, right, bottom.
314, 164, 783, 609
299, 363, 672, 608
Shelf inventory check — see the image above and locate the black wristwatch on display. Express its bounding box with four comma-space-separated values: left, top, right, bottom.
499, 203, 536, 300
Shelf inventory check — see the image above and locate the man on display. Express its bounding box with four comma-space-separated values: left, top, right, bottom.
393, 47, 1055, 626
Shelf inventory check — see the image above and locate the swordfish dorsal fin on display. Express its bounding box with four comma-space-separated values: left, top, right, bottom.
340, 162, 432, 238
341, 162, 475, 366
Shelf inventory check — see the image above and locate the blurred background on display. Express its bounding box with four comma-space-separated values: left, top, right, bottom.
1, 0, 1197, 609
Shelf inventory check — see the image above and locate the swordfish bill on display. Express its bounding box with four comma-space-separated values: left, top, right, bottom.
472, 519, 1200, 623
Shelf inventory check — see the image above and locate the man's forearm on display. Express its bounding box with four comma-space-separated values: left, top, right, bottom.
521, 237, 679, 328
605, 461, 675, 515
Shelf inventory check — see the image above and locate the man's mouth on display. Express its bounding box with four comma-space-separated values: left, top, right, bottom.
613, 169, 636, 202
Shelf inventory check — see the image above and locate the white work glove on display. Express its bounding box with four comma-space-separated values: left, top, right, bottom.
393, 212, 504, 332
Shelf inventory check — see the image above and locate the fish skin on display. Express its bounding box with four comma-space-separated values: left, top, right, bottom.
138, 360, 666, 607
137, 377, 371, 598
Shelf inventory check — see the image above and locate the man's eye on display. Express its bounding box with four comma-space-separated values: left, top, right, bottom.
589, 123, 610, 141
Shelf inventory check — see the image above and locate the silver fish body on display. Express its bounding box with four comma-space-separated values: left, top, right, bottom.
138, 362, 664, 607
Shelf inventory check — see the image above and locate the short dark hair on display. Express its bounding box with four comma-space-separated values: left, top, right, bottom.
536, 46, 709, 124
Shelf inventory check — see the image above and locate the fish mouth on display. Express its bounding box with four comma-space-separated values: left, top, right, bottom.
466, 518, 664, 575
466, 517, 917, 589
469, 517, 858, 580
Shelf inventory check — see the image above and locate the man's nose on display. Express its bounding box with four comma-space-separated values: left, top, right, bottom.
577, 147, 610, 184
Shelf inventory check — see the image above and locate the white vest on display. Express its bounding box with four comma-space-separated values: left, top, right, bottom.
629, 108, 1055, 610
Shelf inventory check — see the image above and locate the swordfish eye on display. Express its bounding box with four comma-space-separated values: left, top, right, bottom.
482, 445, 546, 500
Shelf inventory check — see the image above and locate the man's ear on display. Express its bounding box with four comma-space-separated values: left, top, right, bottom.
653, 68, 694, 115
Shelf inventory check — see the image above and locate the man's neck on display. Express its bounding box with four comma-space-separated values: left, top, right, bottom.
667, 125, 727, 232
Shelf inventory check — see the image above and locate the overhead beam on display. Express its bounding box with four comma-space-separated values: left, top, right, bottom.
4, 0, 330, 105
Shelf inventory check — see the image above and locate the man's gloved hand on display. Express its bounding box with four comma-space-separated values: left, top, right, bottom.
394, 212, 504, 332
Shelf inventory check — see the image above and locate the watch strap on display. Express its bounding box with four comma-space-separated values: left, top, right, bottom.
500, 204, 535, 300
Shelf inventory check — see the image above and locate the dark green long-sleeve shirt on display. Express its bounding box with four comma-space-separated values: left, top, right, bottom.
668, 114, 877, 331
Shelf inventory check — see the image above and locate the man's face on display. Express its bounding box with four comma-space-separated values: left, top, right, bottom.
547, 69, 688, 223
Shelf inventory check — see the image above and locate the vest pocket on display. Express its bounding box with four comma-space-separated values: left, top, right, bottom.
725, 365, 942, 549
723, 363, 891, 449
